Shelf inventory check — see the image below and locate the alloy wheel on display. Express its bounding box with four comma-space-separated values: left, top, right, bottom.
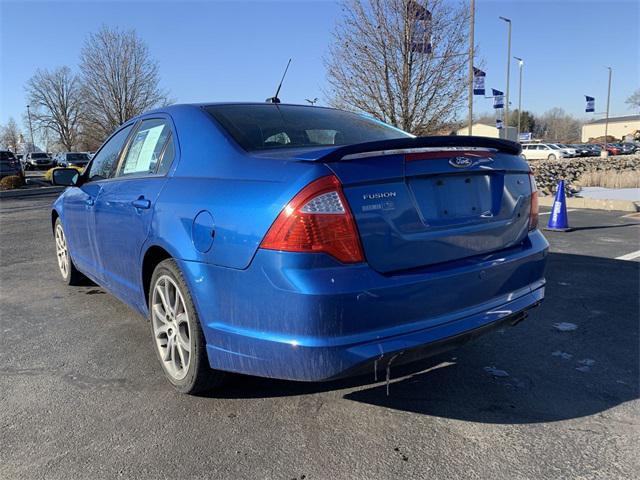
151, 275, 191, 380
55, 224, 69, 279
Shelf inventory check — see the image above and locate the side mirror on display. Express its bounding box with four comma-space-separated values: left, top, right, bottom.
52, 168, 80, 186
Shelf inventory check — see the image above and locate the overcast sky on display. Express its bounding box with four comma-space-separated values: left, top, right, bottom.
1, 0, 638, 129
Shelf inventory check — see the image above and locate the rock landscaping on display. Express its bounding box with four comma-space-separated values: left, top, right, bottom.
529, 154, 640, 196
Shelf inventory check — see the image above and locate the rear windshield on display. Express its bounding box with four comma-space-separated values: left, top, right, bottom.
205, 104, 411, 151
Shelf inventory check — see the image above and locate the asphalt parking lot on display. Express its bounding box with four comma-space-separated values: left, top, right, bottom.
1, 195, 638, 479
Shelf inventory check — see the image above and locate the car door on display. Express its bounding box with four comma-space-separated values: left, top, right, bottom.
62, 123, 135, 280
92, 117, 176, 307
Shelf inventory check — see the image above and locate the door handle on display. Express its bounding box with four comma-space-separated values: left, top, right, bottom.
132, 198, 151, 210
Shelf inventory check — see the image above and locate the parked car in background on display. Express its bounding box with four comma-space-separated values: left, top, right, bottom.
583, 144, 602, 156
521, 143, 565, 160
553, 144, 578, 157
23, 152, 54, 170
51, 102, 547, 394
596, 143, 621, 156
55, 152, 91, 168
618, 143, 636, 155
569, 144, 591, 157
0, 150, 24, 179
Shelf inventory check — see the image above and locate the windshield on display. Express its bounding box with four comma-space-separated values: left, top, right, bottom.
67, 153, 89, 161
0, 151, 16, 161
548, 144, 560, 150
205, 104, 412, 151
31, 153, 49, 159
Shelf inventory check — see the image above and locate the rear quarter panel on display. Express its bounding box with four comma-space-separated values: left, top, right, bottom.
147, 106, 331, 269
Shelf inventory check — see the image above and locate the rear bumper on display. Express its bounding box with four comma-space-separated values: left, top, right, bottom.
179, 230, 548, 381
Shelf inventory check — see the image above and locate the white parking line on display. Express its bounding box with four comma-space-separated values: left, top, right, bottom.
616, 250, 640, 261
539, 209, 577, 216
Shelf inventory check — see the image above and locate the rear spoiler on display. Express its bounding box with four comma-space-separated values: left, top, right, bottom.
317, 136, 521, 162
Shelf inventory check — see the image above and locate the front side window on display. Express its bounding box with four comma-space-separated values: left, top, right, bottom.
86, 124, 134, 181
118, 119, 171, 177
205, 104, 412, 151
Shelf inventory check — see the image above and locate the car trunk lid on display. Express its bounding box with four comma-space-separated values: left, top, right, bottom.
313, 138, 533, 273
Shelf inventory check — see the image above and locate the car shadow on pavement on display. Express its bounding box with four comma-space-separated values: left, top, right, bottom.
210, 252, 639, 424
567, 223, 640, 232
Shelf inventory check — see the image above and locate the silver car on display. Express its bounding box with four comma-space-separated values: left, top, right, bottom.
23, 152, 54, 170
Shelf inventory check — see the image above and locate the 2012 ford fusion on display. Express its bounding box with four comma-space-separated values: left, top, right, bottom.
51, 103, 548, 394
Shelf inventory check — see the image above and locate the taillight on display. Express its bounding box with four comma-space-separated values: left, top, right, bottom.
528, 172, 539, 230
260, 175, 364, 263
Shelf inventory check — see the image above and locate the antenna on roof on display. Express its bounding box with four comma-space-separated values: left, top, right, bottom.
266, 58, 292, 104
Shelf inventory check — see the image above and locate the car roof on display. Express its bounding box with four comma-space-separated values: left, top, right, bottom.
137, 102, 346, 120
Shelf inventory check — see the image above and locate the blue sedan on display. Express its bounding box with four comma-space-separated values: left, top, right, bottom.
51, 103, 548, 394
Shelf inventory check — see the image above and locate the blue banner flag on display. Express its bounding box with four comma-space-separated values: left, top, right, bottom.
496, 118, 504, 129
492, 89, 504, 109
585, 95, 595, 113
409, 1, 432, 54
473, 67, 486, 96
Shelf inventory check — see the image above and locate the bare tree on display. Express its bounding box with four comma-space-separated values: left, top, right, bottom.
625, 89, 640, 112
25, 67, 82, 151
325, 0, 471, 134
79, 26, 169, 145
534, 108, 582, 143
0, 118, 22, 152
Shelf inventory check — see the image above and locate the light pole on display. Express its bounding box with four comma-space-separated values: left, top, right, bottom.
604, 67, 612, 155
499, 16, 512, 138
467, 0, 475, 135
26, 104, 35, 153
514, 56, 523, 138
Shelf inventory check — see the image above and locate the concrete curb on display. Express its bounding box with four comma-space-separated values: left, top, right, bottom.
539, 196, 639, 212
0, 186, 64, 199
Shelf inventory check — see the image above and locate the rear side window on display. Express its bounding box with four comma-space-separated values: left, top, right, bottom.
118, 119, 171, 177
205, 104, 411, 151
87, 124, 134, 181
155, 135, 175, 175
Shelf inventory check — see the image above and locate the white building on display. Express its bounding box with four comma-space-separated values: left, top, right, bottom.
581, 115, 640, 142
455, 122, 518, 141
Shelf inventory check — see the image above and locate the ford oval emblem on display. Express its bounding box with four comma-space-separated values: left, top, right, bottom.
449, 156, 473, 168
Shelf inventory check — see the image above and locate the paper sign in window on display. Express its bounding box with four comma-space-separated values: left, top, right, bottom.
123, 125, 165, 174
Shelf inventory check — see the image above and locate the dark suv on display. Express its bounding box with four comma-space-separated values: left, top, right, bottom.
0, 151, 24, 179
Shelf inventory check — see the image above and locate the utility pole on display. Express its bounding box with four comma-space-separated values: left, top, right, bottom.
604, 67, 612, 154
467, 0, 475, 135
26, 104, 35, 153
499, 17, 512, 138
514, 56, 523, 138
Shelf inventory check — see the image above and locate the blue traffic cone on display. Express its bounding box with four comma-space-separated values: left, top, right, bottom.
544, 180, 572, 232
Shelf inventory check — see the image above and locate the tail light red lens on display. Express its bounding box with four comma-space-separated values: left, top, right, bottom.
260, 175, 364, 263
528, 172, 539, 230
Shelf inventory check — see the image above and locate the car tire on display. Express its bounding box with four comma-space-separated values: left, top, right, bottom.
547, 154, 557, 160
54, 218, 85, 285
149, 258, 225, 394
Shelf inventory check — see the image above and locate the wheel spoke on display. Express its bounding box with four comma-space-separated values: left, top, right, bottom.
176, 342, 187, 369
154, 322, 170, 338
163, 335, 174, 362
156, 282, 170, 314
173, 289, 180, 316
152, 303, 168, 323
164, 281, 173, 315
